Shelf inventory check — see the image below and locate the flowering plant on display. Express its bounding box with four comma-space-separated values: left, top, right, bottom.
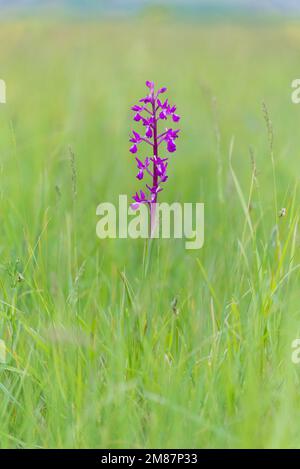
129, 81, 180, 216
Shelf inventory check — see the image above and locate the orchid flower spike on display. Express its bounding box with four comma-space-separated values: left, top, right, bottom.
129, 81, 181, 211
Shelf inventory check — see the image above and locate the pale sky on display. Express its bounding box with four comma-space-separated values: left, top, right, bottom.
0, 0, 299, 12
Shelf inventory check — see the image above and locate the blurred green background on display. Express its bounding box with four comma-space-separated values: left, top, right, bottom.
0, 0, 300, 449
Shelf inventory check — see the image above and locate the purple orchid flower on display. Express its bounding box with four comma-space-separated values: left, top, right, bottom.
131, 190, 148, 210
129, 81, 181, 215
135, 157, 150, 180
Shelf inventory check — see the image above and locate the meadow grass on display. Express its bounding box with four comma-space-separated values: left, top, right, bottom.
0, 16, 300, 448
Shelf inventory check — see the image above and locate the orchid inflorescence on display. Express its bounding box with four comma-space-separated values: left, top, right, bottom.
129, 81, 180, 211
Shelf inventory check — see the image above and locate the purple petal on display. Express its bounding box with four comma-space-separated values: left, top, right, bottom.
135, 157, 143, 169
167, 129, 180, 139
145, 126, 153, 138
159, 111, 167, 120
157, 162, 168, 177
139, 96, 151, 104
172, 114, 180, 122
167, 140, 176, 153
132, 130, 141, 142
134, 113, 142, 122
130, 144, 138, 154
131, 202, 140, 211
142, 117, 150, 126
146, 185, 162, 195
162, 99, 168, 109
132, 192, 139, 202
131, 105, 142, 111
132, 190, 147, 203
146, 80, 154, 89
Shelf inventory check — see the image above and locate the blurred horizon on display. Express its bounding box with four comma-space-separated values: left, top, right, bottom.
1, 0, 300, 19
